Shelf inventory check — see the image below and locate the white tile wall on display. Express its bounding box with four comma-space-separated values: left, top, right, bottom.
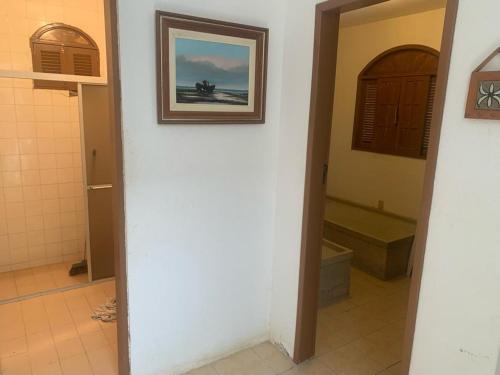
0, 83, 86, 271
0, 1, 107, 272
0, 0, 107, 79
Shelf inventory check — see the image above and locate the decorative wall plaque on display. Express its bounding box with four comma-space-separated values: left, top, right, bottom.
465, 48, 500, 120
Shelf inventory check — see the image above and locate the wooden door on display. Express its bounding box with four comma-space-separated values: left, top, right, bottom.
373, 78, 401, 153
81, 85, 115, 280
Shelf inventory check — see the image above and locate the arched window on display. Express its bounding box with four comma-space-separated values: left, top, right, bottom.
352, 45, 439, 159
30, 23, 100, 91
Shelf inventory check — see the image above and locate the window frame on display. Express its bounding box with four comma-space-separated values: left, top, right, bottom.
351, 45, 439, 159
30, 23, 100, 91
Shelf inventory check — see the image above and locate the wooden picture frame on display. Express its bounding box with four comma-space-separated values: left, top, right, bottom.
156, 11, 268, 124
465, 48, 500, 120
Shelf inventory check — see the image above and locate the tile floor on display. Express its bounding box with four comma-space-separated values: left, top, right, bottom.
185, 268, 410, 375
0, 280, 117, 375
0, 262, 88, 301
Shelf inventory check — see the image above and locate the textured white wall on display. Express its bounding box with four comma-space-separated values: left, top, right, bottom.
118, 0, 500, 374
411, 1, 500, 373
270, 0, 317, 355
116, 0, 286, 374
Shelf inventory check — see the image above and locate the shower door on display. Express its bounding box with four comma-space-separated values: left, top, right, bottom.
80, 84, 115, 280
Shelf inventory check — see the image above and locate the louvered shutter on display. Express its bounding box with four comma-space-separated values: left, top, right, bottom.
354, 80, 378, 149
421, 76, 436, 157
40, 50, 62, 73
32, 44, 67, 90
67, 47, 99, 76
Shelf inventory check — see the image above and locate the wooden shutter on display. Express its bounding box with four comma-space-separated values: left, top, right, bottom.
373, 77, 401, 153
67, 47, 100, 76
32, 44, 67, 90
31, 25, 100, 92
354, 80, 378, 149
421, 76, 436, 157
395, 76, 430, 158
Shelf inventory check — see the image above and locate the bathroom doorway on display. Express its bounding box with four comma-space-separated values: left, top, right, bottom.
0, 0, 128, 373
293, 0, 459, 373
0, 78, 115, 300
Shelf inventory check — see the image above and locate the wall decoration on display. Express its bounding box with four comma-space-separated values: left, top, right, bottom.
465, 48, 500, 120
156, 11, 268, 124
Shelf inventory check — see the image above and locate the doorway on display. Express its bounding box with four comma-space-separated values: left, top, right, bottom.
0, 0, 129, 373
293, 0, 459, 374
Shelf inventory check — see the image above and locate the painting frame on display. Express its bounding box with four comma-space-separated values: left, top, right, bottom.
156, 11, 268, 124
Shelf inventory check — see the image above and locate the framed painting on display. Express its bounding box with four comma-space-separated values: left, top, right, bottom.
156, 11, 268, 124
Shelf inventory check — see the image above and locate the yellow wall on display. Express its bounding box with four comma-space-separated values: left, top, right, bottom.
327, 8, 445, 219
0, 0, 107, 78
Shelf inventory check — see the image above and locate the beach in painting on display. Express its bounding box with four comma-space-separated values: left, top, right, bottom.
175, 37, 250, 106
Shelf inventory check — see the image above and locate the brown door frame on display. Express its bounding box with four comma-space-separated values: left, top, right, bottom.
104, 1, 130, 374
293, 1, 459, 374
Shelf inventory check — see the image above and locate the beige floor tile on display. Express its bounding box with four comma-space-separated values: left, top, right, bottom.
0, 278, 18, 300
0, 336, 28, 358
184, 365, 219, 375
74, 317, 102, 336
319, 343, 385, 375
213, 355, 248, 375
55, 336, 85, 359
28, 346, 60, 370
50, 323, 79, 344
0, 319, 26, 341
101, 323, 118, 346
262, 349, 295, 373
377, 362, 402, 375
0, 262, 88, 301
31, 361, 63, 375
60, 353, 94, 375
86, 346, 118, 375
79, 329, 109, 352
0, 280, 117, 375
27, 330, 54, 354
22, 300, 51, 335
283, 358, 336, 374
0, 353, 32, 375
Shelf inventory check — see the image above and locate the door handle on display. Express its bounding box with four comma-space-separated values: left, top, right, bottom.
322, 164, 328, 185
87, 184, 112, 190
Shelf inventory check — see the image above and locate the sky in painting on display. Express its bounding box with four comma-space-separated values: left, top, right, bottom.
175, 38, 250, 91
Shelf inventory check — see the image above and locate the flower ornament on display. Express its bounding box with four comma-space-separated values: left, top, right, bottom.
477, 82, 500, 107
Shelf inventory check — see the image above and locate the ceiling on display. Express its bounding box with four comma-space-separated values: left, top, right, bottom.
340, 0, 447, 27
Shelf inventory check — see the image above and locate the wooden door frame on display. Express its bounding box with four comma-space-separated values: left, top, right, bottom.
104, 1, 130, 374
293, 1, 459, 374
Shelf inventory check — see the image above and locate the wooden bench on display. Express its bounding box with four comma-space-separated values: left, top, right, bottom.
323, 199, 416, 280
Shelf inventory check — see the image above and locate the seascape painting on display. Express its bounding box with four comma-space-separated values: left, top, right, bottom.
157, 11, 267, 123
174, 38, 251, 106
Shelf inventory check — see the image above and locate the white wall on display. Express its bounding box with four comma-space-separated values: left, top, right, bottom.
328, 9, 445, 219
270, 0, 317, 355
116, 0, 286, 374
411, 1, 500, 373
118, 0, 500, 374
